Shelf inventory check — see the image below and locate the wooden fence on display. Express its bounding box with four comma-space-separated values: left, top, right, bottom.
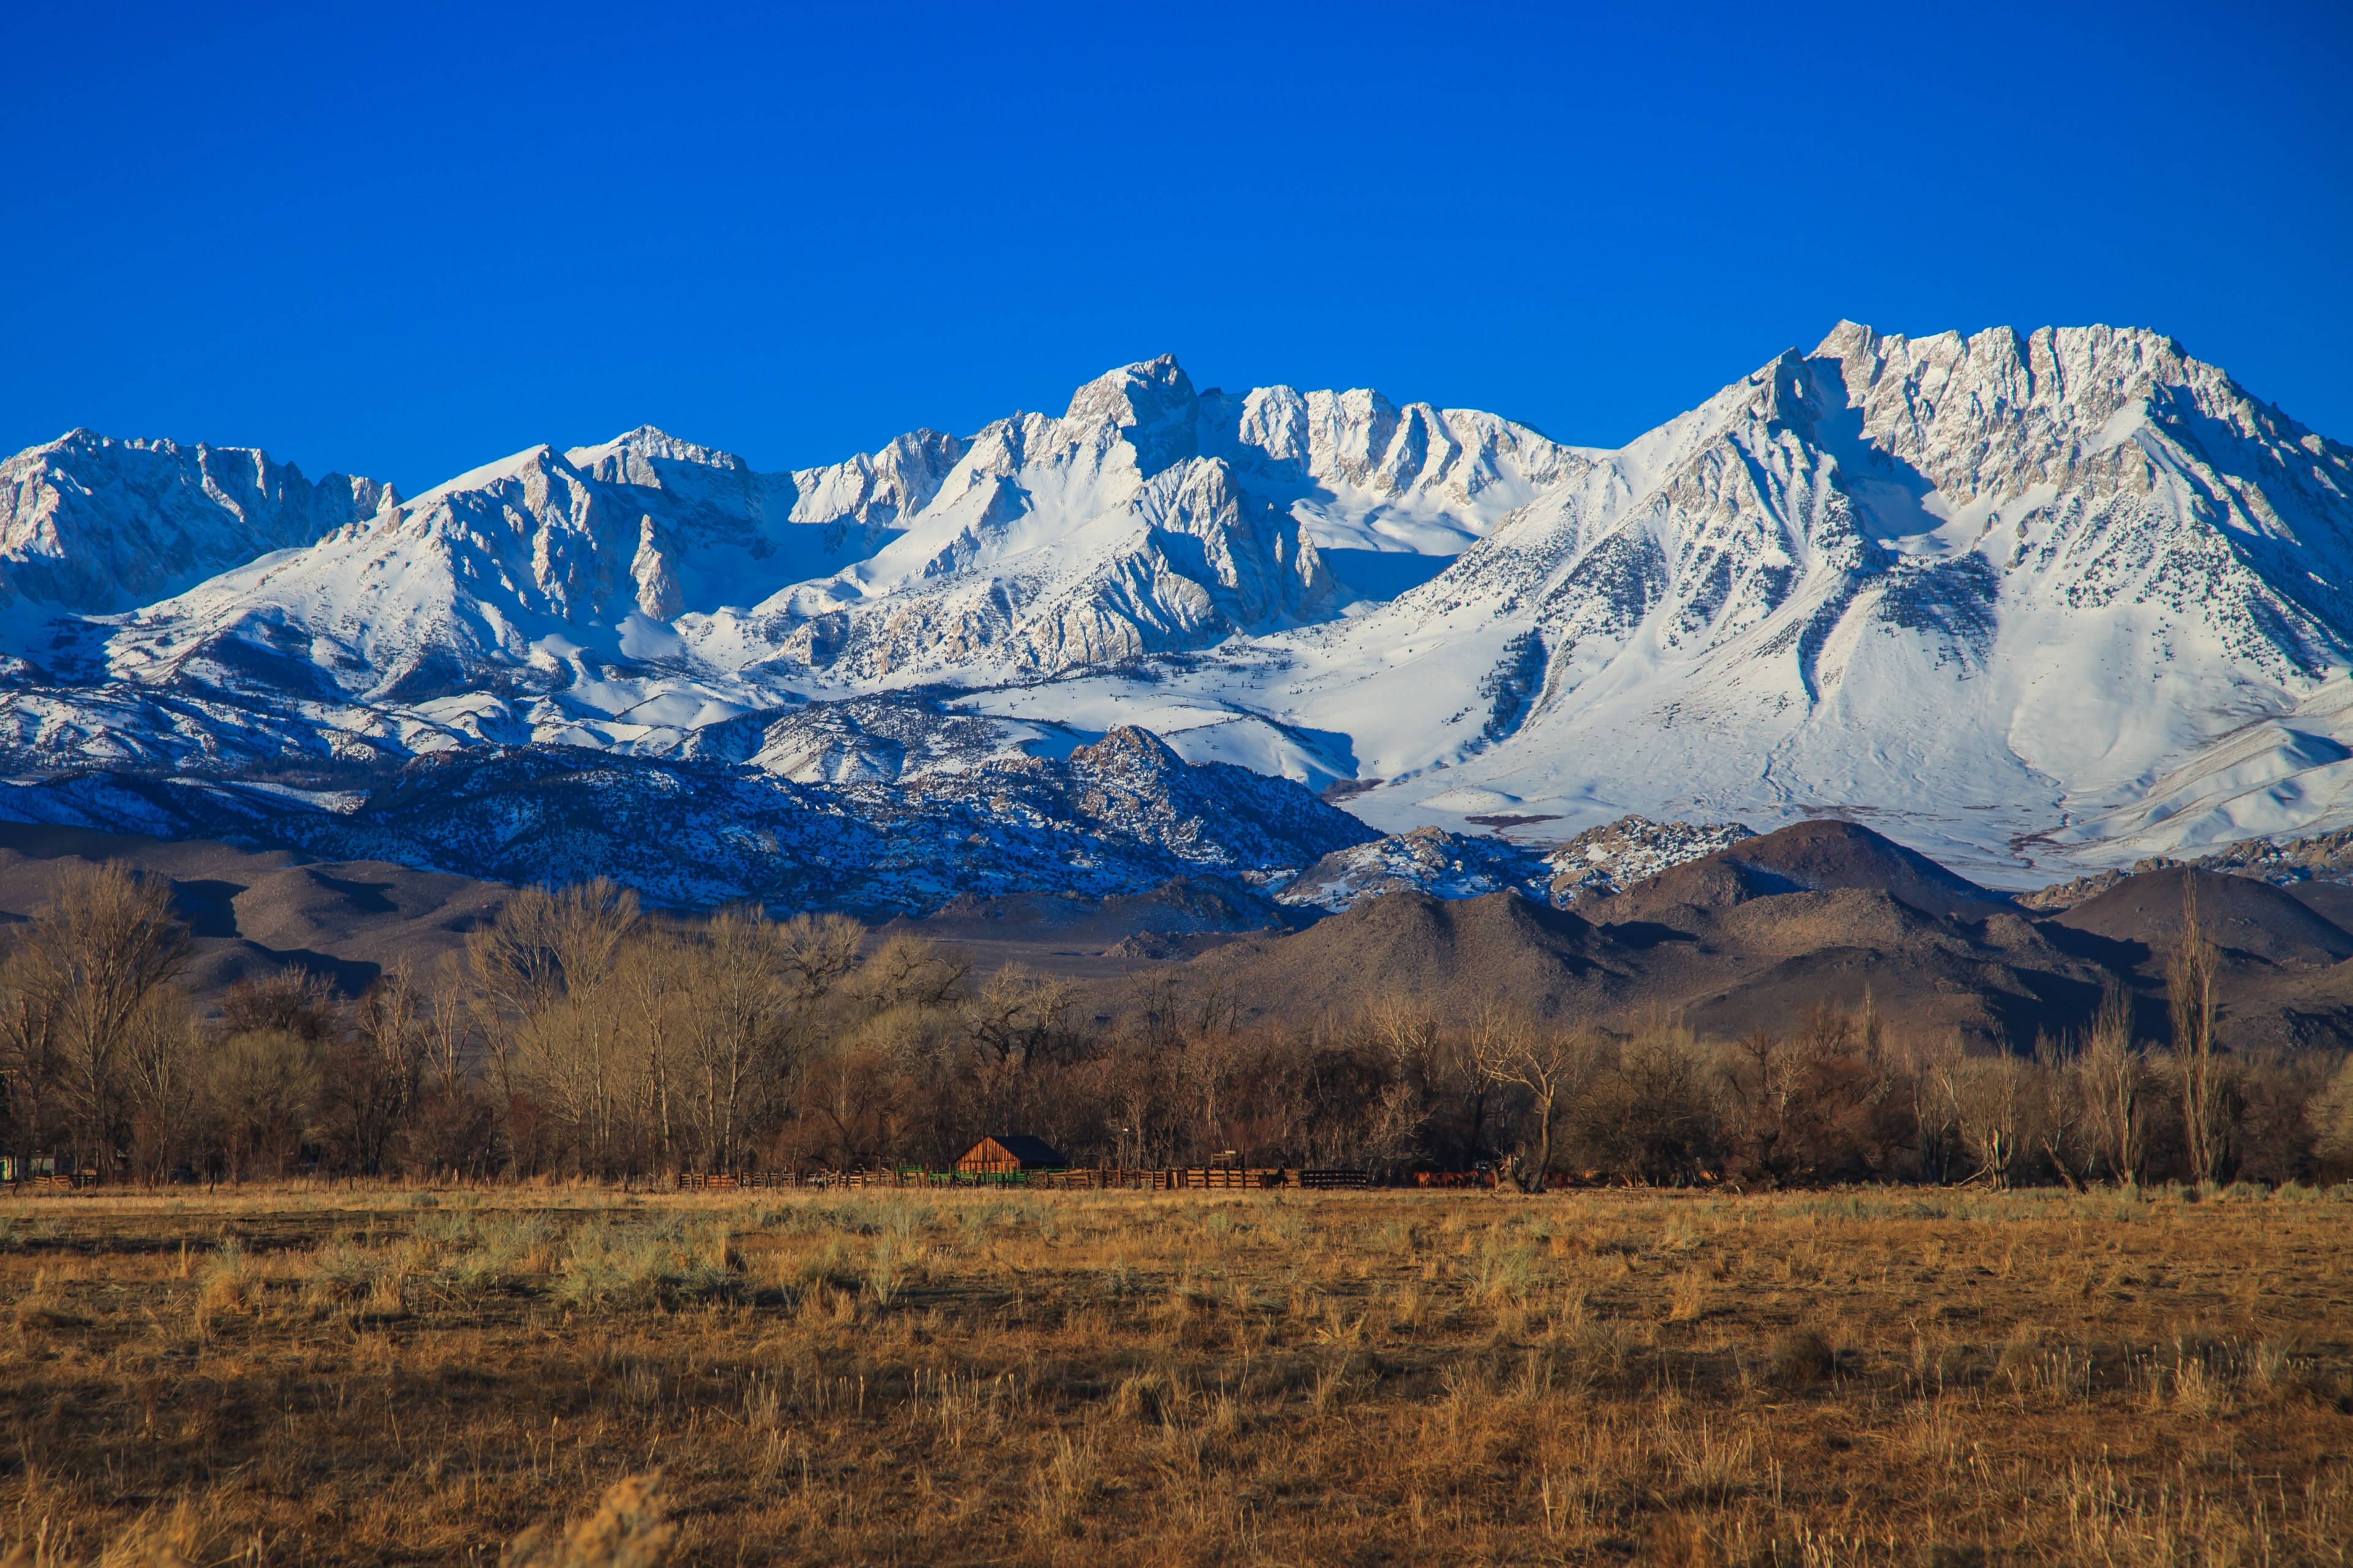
672, 1166, 1373, 1192
0, 1173, 101, 1194
674, 1171, 870, 1191
1038, 1167, 1291, 1191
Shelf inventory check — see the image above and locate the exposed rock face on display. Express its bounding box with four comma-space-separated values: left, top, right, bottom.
1545, 816, 1757, 904
693, 357, 1345, 683
1278, 825, 1551, 913
2022, 827, 2353, 911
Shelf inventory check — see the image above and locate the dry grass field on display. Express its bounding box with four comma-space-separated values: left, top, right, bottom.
1, 1184, 2349, 1567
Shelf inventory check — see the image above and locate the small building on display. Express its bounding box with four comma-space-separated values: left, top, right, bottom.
955, 1135, 1069, 1175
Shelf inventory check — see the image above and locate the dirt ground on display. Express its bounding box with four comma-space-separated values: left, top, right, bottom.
1, 1183, 2348, 1566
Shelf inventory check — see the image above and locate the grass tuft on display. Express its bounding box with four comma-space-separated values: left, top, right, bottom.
1768, 1327, 1836, 1390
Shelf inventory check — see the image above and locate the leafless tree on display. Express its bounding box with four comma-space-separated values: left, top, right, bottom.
1367, 995, 1441, 1084
205, 1026, 324, 1181
962, 963, 1078, 1071
2032, 1032, 2095, 1192
1724, 1026, 1793, 1181
688, 908, 799, 1171
2077, 980, 2146, 1187
1906, 1033, 1967, 1184
420, 958, 473, 1104
19, 862, 192, 1179
2315, 1054, 2353, 1178
778, 913, 864, 1008
849, 936, 970, 1014
327, 966, 428, 1175
617, 928, 688, 1170
405, 954, 493, 1178
491, 882, 642, 1171
1472, 1006, 1598, 1191
0, 949, 66, 1175
467, 885, 580, 1021
1940, 1053, 2042, 1191
123, 990, 198, 1182
2169, 879, 2227, 1186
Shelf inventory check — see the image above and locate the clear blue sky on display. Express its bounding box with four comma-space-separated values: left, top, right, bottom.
5, 1, 2347, 493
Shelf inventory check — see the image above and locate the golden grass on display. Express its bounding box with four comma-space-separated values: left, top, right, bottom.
0, 1183, 2347, 1565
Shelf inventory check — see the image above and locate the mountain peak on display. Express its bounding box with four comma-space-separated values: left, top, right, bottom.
0, 431, 394, 618
1063, 354, 1194, 420
1063, 355, 1199, 475
565, 426, 749, 475
1811, 319, 1879, 360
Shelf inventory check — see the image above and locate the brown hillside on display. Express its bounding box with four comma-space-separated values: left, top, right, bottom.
0, 822, 509, 994
1168, 890, 1629, 1022
1156, 884, 2112, 1045
2285, 879, 2353, 933
1597, 819, 2013, 923
2052, 866, 2353, 968
2038, 865, 2353, 1053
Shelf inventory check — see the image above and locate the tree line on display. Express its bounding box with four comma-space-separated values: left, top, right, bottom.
1, 862, 2350, 1188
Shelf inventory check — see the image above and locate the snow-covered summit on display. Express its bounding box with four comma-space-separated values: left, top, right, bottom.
21, 353, 1586, 711
1201, 382, 1594, 555
679, 356, 1342, 683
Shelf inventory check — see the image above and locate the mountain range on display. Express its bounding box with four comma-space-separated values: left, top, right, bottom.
4, 321, 2350, 913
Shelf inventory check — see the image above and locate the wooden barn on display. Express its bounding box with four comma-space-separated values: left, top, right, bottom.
955, 1135, 1069, 1175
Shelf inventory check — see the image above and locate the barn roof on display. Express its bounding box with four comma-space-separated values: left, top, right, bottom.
973, 1134, 1067, 1167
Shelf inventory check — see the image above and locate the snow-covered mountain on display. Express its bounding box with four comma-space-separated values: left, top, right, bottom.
913, 324, 2353, 881
95, 355, 1579, 705
4, 320, 2350, 905
0, 431, 395, 628
1266, 323, 2353, 874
